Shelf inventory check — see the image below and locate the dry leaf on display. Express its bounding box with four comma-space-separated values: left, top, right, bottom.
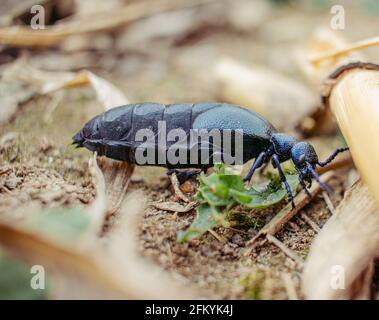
295, 28, 366, 136
3, 61, 129, 109
96, 156, 134, 217
86, 154, 107, 235
326, 62, 379, 206
296, 28, 365, 87
152, 201, 197, 213
0, 191, 203, 299
0, 219, 129, 299
302, 180, 379, 299
0, 60, 129, 131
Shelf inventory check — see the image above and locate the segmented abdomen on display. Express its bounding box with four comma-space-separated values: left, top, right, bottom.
74, 103, 276, 166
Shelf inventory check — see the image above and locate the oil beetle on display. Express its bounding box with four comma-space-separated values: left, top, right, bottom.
73, 103, 348, 208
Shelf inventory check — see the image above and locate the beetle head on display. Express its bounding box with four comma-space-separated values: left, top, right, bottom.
291, 141, 332, 194
291, 142, 318, 172
72, 116, 101, 148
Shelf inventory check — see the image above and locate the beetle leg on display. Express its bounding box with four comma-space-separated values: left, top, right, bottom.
298, 176, 312, 198
167, 169, 202, 177
272, 154, 295, 209
308, 164, 333, 195
243, 151, 267, 183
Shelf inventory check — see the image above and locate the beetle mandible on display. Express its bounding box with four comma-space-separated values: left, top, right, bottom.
73, 103, 348, 208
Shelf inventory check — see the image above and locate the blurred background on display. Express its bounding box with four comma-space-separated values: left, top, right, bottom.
1, 0, 379, 100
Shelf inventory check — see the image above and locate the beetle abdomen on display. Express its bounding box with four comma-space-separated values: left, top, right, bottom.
73, 103, 277, 166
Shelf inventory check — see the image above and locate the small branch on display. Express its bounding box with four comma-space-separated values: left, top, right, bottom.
310, 36, 379, 64
207, 229, 227, 243
165, 242, 174, 266
244, 171, 335, 255
226, 227, 249, 235
322, 191, 336, 215
300, 213, 321, 233
266, 235, 304, 268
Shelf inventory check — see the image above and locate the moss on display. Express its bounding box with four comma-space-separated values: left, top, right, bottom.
228, 210, 264, 230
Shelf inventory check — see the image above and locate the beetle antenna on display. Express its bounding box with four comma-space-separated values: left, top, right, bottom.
317, 147, 349, 167
308, 163, 333, 195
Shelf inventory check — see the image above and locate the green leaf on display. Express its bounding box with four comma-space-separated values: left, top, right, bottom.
243, 174, 299, 209
177, 204, 227, 242
0, 251, 48, 300
196, 187, 230, 206
199, 173, 228, 198
229, 189, 252, 204
177, 163, 300, 242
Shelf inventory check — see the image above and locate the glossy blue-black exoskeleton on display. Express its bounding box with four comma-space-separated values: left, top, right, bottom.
73, 103, 348, 208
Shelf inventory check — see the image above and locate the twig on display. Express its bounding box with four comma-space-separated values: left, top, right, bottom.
310, 36, 379, 64
226, 227, 249, 235
244, 171, 335, 255
208, 229, 227, 243
281, 273, 299, 300
322, 191, 336, 215
300, 213, 321, 233
266, 235, 304, 268
165, 242, 174, 266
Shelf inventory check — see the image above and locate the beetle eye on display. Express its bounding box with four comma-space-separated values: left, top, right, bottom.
298, 154, 305, 163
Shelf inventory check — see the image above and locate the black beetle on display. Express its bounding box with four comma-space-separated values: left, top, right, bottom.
73, 103, 348, 207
